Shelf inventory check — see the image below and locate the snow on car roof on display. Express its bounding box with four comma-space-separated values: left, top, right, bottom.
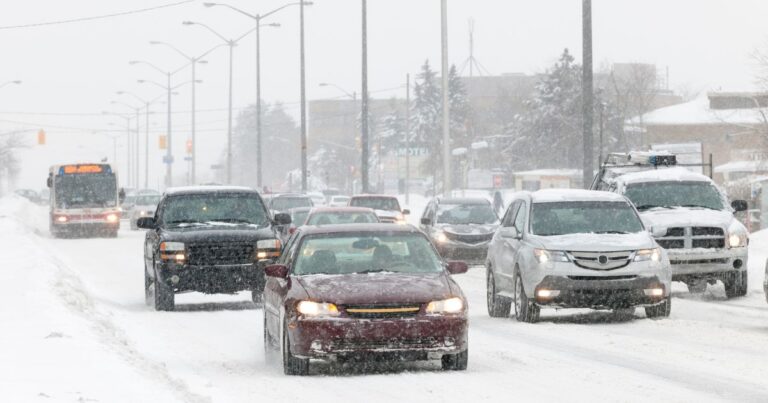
164, 185, 255, 195
531, 189, 626, 203
616, 167, 712, 185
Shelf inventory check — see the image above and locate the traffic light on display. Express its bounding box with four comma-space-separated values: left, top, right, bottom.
158, 135, 167, 150
37, 129, 46, 145
186, 139, 193, 154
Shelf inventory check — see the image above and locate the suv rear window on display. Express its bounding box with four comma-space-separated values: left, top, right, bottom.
350, 197, 400, 211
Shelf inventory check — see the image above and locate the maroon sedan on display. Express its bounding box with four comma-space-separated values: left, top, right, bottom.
263, 224, 469, 375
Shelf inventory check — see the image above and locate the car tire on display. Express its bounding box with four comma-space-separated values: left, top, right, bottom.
153, 270, 175, 311
724, 271, 748, 298
513, 269, 539, 323
441, 349, 468, 371
645, 296, 671, 319
486, 268, 511, 318
282, 322, 309, 376
144, 264, 152, 306
686, 280, 707, 294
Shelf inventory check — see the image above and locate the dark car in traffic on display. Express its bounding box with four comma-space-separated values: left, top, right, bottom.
263, 224, 469, 375
137, 186, 291, 311
420, 197, 500, 264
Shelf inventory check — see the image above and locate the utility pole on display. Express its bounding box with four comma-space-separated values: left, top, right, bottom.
582, 0, 594, 189
145, 102, 149, 189
405, 73, 410, 204
256, 15, 263, 189
166, 71, 173, 188
299, 0, 308, 192
361, 0, 370, 194
135, 108, 140, 188
227, 41, 234, 184
441, 0, 451, 195
191, 59, 197, 185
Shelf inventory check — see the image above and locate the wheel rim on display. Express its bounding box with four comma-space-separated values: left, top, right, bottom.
514, 275, 522, 316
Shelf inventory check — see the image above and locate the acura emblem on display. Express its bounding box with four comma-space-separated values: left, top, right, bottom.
598, 255, 608, 265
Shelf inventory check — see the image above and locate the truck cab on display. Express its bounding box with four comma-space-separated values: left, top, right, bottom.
593, 152, 749, 298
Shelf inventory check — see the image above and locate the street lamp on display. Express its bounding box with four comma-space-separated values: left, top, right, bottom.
149, 41, 222, 185
111, 100, 142, 188
116, 90, 165, 189
103, 111, 133, 186
183, 21, 276, 185
203, 1, 308, 189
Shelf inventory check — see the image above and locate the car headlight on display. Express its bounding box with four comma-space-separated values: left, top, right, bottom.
256, 238, 281, 259
634, 248, 661, 262
426, 297, 465, 314
296, 301, 340, 317
534, 249, 569, 263
435, 231, 448, 243
727, 232, 748, 248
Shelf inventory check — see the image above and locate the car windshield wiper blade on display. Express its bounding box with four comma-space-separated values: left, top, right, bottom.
166, 220, 207, 226
678, 204, 719, 210
635, 205, 673, 211
355, 269, 392, 274
207, 218, 257, 225
594, 230, 630, 234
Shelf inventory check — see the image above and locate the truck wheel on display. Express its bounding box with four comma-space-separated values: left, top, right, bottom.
513, 270, 540, 323
153, 276, 175, 311
487, 268, 511, 318
645, 297, 671, 319
686, 280, 707, 293
441, 349, 468, 371
282, 322, 309, 375
724, 272, 748, 298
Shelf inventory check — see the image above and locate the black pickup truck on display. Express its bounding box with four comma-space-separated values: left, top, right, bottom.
137, 186, 291, 311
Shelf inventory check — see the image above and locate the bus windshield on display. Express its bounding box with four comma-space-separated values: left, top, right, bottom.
54, 174, 118, 208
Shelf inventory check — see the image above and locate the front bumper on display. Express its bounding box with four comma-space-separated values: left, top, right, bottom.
435, 242, 490, 264
51, 221, 119, 234
666, 248, 747, 280
157, 261, 269, 294
288, 315, 468, 360
534, 275, 668, 309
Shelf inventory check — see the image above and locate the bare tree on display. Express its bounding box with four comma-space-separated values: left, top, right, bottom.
607, 63, 659, 148
0, 133, 27, 196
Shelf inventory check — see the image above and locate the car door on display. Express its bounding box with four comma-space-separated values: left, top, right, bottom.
264, 231, 300, 342
497, 200, 527, 291
488, 201, 519, 276
144, 199, 164, 280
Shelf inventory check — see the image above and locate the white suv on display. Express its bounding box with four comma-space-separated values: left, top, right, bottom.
485, 189, 672, 323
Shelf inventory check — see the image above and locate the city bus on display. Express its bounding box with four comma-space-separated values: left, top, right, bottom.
47, 163, 124, 238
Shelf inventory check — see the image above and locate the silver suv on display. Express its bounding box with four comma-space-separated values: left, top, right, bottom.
485, 189, 672, 323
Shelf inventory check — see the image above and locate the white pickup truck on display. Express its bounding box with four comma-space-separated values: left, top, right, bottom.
593, 152, 749, 298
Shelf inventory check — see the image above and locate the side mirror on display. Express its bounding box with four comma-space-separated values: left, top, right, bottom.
46, 176, 53, 188
119, 188, 126, 203
289, 227, 297, 235
274, 212, 292, 225
649, 226, 666, 238
500, 227, 520, 239
731, 200, 748, 212
420, 217, 432, 226
136, 217, 156, 229
402, 209, 411, 215
446, 261, 469, 275
265, 264, 289, 279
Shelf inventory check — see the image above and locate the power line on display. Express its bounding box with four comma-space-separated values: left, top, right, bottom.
0, 0, 195, 30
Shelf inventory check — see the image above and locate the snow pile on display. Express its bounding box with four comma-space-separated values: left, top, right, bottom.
0, 197, 186, 403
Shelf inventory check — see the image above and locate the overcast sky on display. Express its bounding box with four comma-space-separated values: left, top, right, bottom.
3, 0, 768, 188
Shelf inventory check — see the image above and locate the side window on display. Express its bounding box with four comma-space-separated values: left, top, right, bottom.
514, 202, 527, 233
502, 201, 521, 227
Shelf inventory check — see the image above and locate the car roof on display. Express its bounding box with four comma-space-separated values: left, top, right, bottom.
272, 193, 310, 198
437, 197, 491, 205
615, 167, 712, 185
298, 223, 421, 236
529, 188, 628, 203
164, 185, 257, 196
309, 206, 375, 213
350, 194, 398, 199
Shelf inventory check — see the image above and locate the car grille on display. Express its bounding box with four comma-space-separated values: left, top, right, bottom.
187, 243, 255, 266
444, 231, 494, 245
329, 337, 441, 351
567, 275, 638, 281
343, 304, 421, 319
568, 251, 632, 270
656, 227, 725, 250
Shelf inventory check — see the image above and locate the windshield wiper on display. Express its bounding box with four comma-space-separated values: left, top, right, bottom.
594, 231, 629, 234
207, 218, 257, 225
635, 205, 674, 211
356, 269, 392, 274
678, 204, 720, 211
166, 219, 207, 226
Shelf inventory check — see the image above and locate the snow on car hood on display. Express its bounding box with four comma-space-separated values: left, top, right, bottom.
639, 207, 742, 232
437, 223, 498, 235
296, 272, 455, 305
530, 232, 656, 252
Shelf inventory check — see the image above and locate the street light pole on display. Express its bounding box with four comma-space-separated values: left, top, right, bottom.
299, 0, 308, 192
582, 0, 594, 189
166, 71, 173, 187
405, 73, 411, 204
440, 0, 451, 196
361, 0, 369, 194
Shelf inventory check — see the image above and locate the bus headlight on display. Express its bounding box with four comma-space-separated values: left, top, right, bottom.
106, 213, 119, 223
55, 215, 68, 223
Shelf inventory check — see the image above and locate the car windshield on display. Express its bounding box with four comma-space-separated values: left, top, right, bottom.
332, 196, 350, 203
134, 195, 160, 206
271, 197, 312, 212
436, 203, 499, 225
161, 193, 269, 227
54, 174, 117, 208
294, 233, 443, 275
350, 197, 400, 211
531, 201, 644, 236
306, 211, 378, 225
624, 181, 725, 211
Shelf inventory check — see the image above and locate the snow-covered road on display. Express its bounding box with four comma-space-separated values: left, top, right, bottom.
3, 196, 768, 402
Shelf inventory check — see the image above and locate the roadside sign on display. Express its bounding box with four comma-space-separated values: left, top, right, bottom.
163, 155, 174, 164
